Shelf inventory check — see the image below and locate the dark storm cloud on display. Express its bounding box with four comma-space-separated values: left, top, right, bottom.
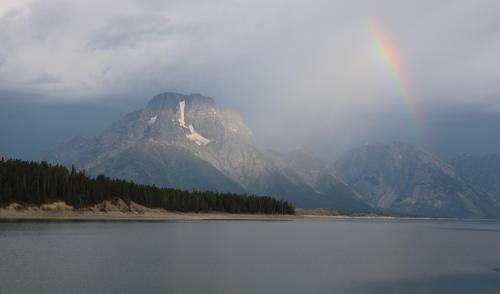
0, 89, 139, 159
423, 98, 500, 158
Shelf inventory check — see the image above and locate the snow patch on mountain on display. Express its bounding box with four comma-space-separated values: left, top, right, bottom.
186, 124, 211, 145
178, 100, 187, 128
177, 100, 211, 145
148, 116, 157, 125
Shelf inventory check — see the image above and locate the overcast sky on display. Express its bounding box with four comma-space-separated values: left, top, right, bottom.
1, 0, 499, 160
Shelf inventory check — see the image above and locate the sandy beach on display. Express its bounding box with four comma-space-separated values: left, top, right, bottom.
0, 209, 373, 222
0, 199, 395, 222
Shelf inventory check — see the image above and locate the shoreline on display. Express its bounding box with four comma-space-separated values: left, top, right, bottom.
1, 209, 497, 222
0, 209, 395, 222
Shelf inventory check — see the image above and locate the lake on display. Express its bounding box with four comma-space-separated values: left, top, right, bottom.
0, 219, 499, 294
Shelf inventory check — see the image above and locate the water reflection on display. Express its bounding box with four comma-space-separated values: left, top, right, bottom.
342, 272, 500, 294
0, 219, 499, 294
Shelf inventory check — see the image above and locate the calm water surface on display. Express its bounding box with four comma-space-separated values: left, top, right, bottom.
0, 219, 499, 294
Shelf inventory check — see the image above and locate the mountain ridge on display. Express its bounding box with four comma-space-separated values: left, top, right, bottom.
451, 154, 500, 206
334, 142, 499, 217
45, 92, 500, 217
46, 92, 369, 210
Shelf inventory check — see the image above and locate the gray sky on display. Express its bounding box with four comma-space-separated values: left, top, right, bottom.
1, 0, 499, 160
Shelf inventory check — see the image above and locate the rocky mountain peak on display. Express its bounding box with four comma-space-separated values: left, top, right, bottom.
146, 92, 216, 111
130, 92, 254, 147
45, 91, 372, 210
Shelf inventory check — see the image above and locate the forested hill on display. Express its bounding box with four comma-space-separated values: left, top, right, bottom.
0, 158, 294, 215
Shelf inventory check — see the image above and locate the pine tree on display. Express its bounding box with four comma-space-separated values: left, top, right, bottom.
0, 158, 295, 214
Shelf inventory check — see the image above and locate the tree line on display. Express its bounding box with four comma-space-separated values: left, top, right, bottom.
0, 158, 294, 214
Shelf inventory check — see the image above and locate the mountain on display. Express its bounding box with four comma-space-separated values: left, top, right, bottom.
334, 142, 500, 218
42, 93, 500, 217
46, 92, 368, 210
276, 150, 369, 210
451, 154, 500, 205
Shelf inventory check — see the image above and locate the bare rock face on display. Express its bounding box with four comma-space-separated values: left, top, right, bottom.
46, 92, 368, 210
334, 142, 499, 217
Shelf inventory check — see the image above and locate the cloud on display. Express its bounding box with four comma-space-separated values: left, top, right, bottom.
27, 72, 61, 85
87, 14, 174, 50
1, 0, 498, 105
0, 0, 500, 157
490, 104, 500, 115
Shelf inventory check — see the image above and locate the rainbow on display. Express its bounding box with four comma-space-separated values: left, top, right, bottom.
369, 22, 427, 138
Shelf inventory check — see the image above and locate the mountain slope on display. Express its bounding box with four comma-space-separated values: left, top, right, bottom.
334, 142, 499, 218
276, 150, 370, 210
88, 142, 246, 193
451, 154, 500, 205
46, 92, 368, 210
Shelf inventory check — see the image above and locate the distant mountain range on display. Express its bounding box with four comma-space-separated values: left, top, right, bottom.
451, 154, 500, 206
335, 142, 500, 218
45, 92, 500, 218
